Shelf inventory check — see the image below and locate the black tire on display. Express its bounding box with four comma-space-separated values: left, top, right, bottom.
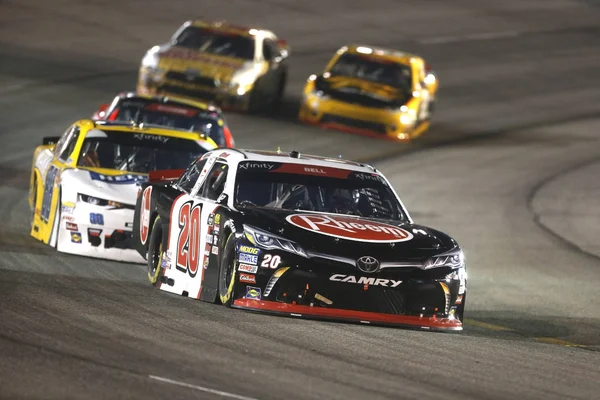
217, 232, 238, 307
247, 79, 264, 114
272, 73, 286, 109
428, 98, 436, 116
147, 216, 163, 286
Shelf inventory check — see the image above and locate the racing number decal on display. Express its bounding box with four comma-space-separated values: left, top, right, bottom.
89, 213, 104, 225
41, 166, 60, 222
139, 186, 152, 245
175, 201, 202, 277
261, 254, 281, 269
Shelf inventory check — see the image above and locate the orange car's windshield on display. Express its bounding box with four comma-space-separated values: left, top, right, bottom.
329, 53, 412, 90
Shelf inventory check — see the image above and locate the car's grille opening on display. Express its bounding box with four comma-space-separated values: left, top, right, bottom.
105, 230, 133, 249
165, 72, 218, 88
321, 114, 388, 134
271, 273, 449, 317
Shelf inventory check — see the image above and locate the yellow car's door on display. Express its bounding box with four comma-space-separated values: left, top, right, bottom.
31, 124, 81, 245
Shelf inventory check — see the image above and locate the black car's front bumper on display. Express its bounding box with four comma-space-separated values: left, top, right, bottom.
233, 263, 465, 331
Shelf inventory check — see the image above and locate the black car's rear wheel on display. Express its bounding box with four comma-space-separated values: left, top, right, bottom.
218, 232, 237, 307
147, 216, 163, 286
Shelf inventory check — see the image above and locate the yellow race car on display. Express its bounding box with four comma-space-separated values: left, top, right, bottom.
298, 44, 438, 141
137, 20, 290, 113
29, 119, 217, 263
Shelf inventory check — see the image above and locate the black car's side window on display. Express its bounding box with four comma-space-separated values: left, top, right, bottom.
201, 161, 228, 201
262, 39, 277, 61
178, 158, 207, 193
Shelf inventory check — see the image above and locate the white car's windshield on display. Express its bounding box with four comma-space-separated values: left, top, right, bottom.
174, 27, 255, 60
77, 130, 209, 173
234, 161, 408, 222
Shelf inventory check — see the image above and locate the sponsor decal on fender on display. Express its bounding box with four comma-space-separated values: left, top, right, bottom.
245, 286, 261, 300
238, 263, 258, 274
214, 214, 221, 224
239, 245, 259, 255
61, 201, 75, 214
211, 246, 219, 255
239, 253, 258, 265
139, 186, 152, 245
239, 273, 256, 284
70, 232, 82, 244
329, 274, 402, 288
161, 250, 172, 270
65, 222, 78, 231
286, 214, 413, 243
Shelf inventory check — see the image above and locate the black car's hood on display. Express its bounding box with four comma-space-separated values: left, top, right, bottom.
239, 208, 458, 263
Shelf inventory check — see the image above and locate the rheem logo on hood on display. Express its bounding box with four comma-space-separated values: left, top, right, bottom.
286, 214, 413, 243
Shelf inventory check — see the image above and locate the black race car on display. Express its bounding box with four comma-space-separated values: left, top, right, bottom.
91, 92, 235, 147
132, 148, 467, 331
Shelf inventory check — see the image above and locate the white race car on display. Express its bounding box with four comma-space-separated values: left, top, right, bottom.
29, 119, 217, 263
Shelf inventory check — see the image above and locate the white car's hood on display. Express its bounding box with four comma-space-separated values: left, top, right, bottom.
63, 169, 147, 205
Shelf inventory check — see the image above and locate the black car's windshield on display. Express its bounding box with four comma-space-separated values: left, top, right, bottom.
329, 53, 412, 91
111, 100, 226, 146
174, 27, 255, 60
234, 162, 408, 222
77, 130, 209, 173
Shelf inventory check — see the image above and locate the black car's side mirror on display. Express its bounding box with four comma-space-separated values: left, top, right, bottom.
43, 136, 61, 145
216, 193, 229, 205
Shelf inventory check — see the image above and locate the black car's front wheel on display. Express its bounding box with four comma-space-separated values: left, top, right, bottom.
147, 216, 163, 286
218, 232, 238, 307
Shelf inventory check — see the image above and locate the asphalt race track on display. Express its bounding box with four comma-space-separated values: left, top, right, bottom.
1, 1, 600, 399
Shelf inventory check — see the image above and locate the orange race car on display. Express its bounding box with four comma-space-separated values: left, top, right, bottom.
299, 44, 438, 141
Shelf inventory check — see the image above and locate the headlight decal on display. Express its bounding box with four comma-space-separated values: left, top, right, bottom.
243, 224, 307, 258
423, 248, 465, 270
78, 193, 131, 209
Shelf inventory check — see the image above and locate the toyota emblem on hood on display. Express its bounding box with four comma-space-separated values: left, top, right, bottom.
356, 256, 380, 273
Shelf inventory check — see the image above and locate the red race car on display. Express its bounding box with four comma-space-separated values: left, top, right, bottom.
92, 92, 235, 148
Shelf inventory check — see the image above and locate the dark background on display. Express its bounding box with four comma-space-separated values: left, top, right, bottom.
1, 1, 599, 399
